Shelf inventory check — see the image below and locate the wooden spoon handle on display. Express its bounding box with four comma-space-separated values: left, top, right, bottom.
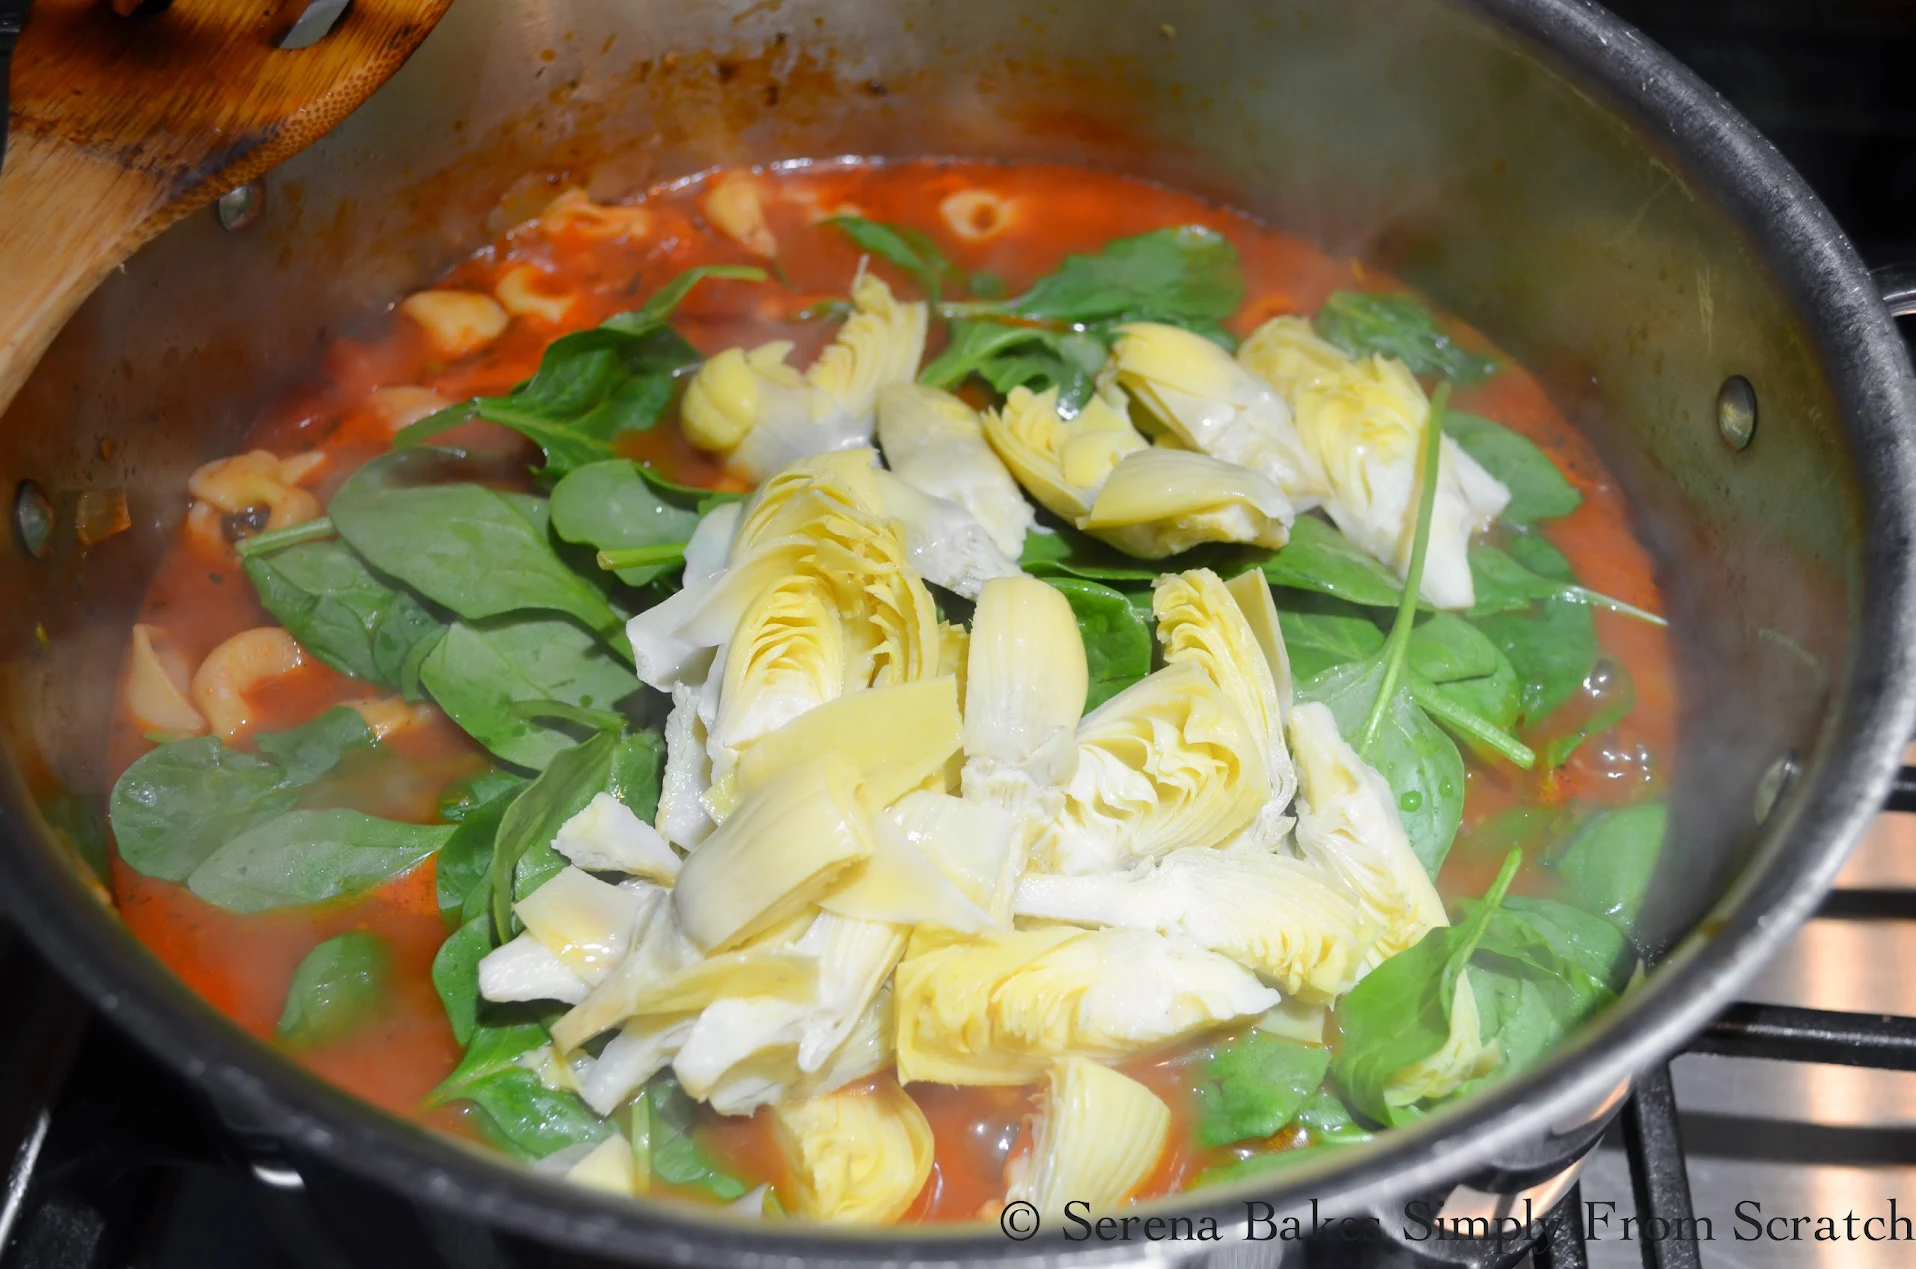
0, 0, 450, 415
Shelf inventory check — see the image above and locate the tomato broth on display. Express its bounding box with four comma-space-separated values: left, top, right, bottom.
108, 160, 1672, 1220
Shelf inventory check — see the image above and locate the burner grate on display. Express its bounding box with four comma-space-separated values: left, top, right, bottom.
1533, 761, 1916, 1269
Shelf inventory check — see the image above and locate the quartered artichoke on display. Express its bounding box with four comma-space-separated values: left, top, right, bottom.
682, 272, 928, 480
1005, 1058, 1171, 1220
877, 383, 1034, 558
1239, 315, 1511, 609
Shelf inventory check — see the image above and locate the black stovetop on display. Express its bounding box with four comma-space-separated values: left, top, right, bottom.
4, 4, 1915, 1268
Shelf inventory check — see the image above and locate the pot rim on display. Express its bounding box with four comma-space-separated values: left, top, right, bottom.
5, 0, 1916, 1262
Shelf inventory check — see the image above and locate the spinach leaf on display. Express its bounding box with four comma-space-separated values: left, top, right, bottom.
1019, 524, 1161, 583
1300, 661, 1466, 876
1275, 595, 1387, 682
429, 1023, 610, 1162
1406, 612, 1501, 684
1470, 542, 1665, 627
419, 617, 638, 770
1331, 849, 1520, 1124
438, 770, 530, 822
921, 227, 1243, 395
823, 216, 955, 301
329, 452, 622, 638
1316, 290, 1497, 385
1043, 577, 1152, 711
491, 731, 622, 938
186, 810, 452, 914
1445, 412, 1581, 525
1294, 1086, 1374, 1146
648, 1074, 749, 1200
278, 931, 389, 1044
1474, 595, 1599, 727
432, 916, 494, 1046
611, 729, 667, 822
1189, 1031, 1331, 1148
1549, 802, 1667, 933
549, 460, 700, 587
437, 778, 525, 922
254, 707, 379, 787
1541, 658, 1633, 769
110, 709, 377, 881
1011, 226, 1243, 325
1263, 515, 1406, 608
395, 266, 766, 478
371, 591, 446, 699
633, 464, 748, 516
243, 540, 396, 682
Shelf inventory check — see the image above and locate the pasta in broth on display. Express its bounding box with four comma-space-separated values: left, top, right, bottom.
106, 162, 1672, 1223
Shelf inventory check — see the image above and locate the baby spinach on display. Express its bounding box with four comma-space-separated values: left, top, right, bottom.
1331, 849, 1520, 1125
1044, 577, 1152, 711
418, 617, 638, 770
1549, 802, 1667, 933
1019, 523, 1163, 584
1469, 541, 1665, 627
1276, 596, 1387, 682
437, 777, 526, 923
634, 464, 747, 516
371, 591, 446, 700
432, 916, 494, 1046
1262, 515, 1407, 609
648, 1074, 750, 1200
1541, 658, 1634, 769
1188, 1031, 1332, 1148
611, 730, 667, 822
1475, 595, 1599, 727
243, 540, 397, 683
921, 226, 1243, 395
186, 810, 452, 914
491, 731, 623, 938
1302, 661, 1467, 876
110, 708, 377, 881
278, 931, 390, 1045
1009, 225, 1243, 326
1316, 290, 1497, 385
823, 216, 956, 301
1444, 411, 1581, 525
396, 266, 766, 478
429, 1023, 610, 1162
439, 770, 530, 823
1293, 1086, 1374, 1146
329, 452, 622, 638
549, 460, 700, 587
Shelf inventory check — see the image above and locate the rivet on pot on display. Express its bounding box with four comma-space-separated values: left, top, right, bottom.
216, 182, 265, 232
1755, 750, 1800, 825
1717, 375, 1758, 451
14, 480, 53, 560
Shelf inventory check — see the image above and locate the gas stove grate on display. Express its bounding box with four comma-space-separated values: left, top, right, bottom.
1531, 762, 1916, 1269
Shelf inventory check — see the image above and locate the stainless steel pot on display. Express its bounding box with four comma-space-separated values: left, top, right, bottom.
4, 0, 1914, 1263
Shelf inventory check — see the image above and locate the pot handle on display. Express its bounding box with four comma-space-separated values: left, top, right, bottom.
1874, 264, 1916, 318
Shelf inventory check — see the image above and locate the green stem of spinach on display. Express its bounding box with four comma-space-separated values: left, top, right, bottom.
235, 516, 335, 559
597, 542, 689, 571
1565, 586, 1667, 628
1358, 383, 1452, 757
1406, 676, 1536, 770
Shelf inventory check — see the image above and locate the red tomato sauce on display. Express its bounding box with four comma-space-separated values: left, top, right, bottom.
106, 160, 1672, 1220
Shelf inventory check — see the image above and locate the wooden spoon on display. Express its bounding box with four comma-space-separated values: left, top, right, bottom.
0, 0, 451, 411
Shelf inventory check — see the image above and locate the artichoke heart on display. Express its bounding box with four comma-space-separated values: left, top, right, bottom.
893, 927, 1277, 1085
1153, 568, 1297, 844
962, 577, 1089, 919
730, 676, 962, 811
553, 792, 681, 882
1005, 1058, 1170, 1220
1225, 567, 1295, 713
672, 755, 873, 952
1079, 448, 1293, 559
514, 867, 657, 984
1385, 971, 1501, 1106
882, 789, 1016, 910
1111, 322, 1325, 507
1035, 661, 1268, 876
1288, 702, 1448, 968
820, 810, 993, 934
877, 383, 1034, 557
682, 272, 928, 480
1236, 314, 1350, 399
1285, 342, 1509, 609
772, 1083, 934, 1224
981, 386, 1145, 522
1013, 847, 1375, 1003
